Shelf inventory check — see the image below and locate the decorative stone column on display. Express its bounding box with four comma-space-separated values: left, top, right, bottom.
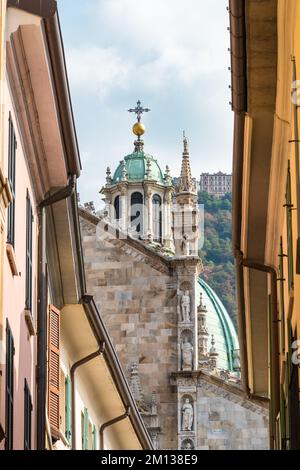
170, 257, 202, 450
171, 373, 198, 450
144, 186, 153, 239
163, 189, 174, 250
120, 185, 128, 231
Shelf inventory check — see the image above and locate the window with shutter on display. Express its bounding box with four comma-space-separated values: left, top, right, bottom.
285, 161, 294, 291
48, 305, 60, 440
5, 320, 15, 450
25, 190, 33, 311
24, 379, 32, 450
65, 375, 72, 444
7, 114, 17, 248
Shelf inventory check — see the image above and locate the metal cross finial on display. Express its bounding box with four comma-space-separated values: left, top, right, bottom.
128, 100, 150, 122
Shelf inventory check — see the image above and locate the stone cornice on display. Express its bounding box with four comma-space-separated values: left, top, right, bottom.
171, 370, 269, 413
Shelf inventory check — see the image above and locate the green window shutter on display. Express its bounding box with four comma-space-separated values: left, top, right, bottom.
84, 408, 89, 450
92, 424, 97, 450
65, 376, 72, 444
285, 161, 294, 291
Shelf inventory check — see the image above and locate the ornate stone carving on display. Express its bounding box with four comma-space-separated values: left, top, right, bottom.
181, 439, 195, 450
181, 398, 194, 431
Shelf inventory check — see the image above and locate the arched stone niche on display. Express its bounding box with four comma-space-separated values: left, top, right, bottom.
178, 282, 192, 323
181, 329, 193, 371
181, 394, 194, 431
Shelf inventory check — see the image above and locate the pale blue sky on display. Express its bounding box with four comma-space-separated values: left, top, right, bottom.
58, 0, 233, 207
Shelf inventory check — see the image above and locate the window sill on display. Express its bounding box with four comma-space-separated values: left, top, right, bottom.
6, 243, 18, 276
24, 309, 36, 336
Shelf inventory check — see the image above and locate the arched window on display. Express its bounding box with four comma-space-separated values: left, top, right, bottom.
114, 195, 121, 220
152, 194, 162, 243
131, 192, 143, 235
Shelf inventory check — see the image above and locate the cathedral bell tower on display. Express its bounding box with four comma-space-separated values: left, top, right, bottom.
173, 134, 199, 257
100, 100, 174, 250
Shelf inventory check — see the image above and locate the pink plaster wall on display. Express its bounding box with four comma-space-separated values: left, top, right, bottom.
1, 85, 38, 450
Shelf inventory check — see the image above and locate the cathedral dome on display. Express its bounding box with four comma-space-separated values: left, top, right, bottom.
197, 278, 239, 371
112, 150, 165, 184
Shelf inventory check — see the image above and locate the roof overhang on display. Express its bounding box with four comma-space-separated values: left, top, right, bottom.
8, 0, 57, 18
230, 0, 278, 397
6, 3, 81, 202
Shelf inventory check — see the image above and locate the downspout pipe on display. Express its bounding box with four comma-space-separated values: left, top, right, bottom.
71, 344, 105, 450
240, 257, 280, 450
99, 406, 131, 450
36, 175, 76, 450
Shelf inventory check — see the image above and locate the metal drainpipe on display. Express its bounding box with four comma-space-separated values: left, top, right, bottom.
241, 257, 280, 450
71, 344, 105, 450
291, 57, 300, 273
37, 175, 76, 450
99, 406, 131, 450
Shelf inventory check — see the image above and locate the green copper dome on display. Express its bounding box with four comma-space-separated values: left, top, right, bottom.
112, 151, 164, 184
197, 278, 239, 371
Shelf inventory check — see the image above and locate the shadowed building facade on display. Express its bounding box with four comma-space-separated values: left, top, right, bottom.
229, 0, 300, 450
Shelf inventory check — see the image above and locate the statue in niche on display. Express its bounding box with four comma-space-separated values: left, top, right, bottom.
181, 336, 193, 371
181, 290, 191, 323
181, 398, 194, 431
181, 233, 190, 256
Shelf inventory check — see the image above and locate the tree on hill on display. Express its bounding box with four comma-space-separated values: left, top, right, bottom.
198, 191, 237, 327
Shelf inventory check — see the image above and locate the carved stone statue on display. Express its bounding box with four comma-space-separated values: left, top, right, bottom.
181, 337, 193, 371
181, 234, 190, 256
232, 349, 241, 371
182, 398, 194, 431
181, 290, 191, 323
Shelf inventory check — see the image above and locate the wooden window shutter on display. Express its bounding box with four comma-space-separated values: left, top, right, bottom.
48, 305, 60, 440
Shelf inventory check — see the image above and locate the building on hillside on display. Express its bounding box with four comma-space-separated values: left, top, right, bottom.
199, 172, 232, 197
0, 0, 152, 451
229, 0, 300, 450
79, 102, 269, 450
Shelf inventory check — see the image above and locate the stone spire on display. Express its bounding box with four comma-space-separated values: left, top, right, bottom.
198, 293, 209, 359
177, 132, 196, 193
209, 335, 219, 369
129, 362, 144, 406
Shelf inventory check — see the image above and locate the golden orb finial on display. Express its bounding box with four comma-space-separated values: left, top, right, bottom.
133, 122, 146, 137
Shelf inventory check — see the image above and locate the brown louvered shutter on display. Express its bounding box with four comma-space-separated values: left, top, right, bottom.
48, 305, 60, 439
